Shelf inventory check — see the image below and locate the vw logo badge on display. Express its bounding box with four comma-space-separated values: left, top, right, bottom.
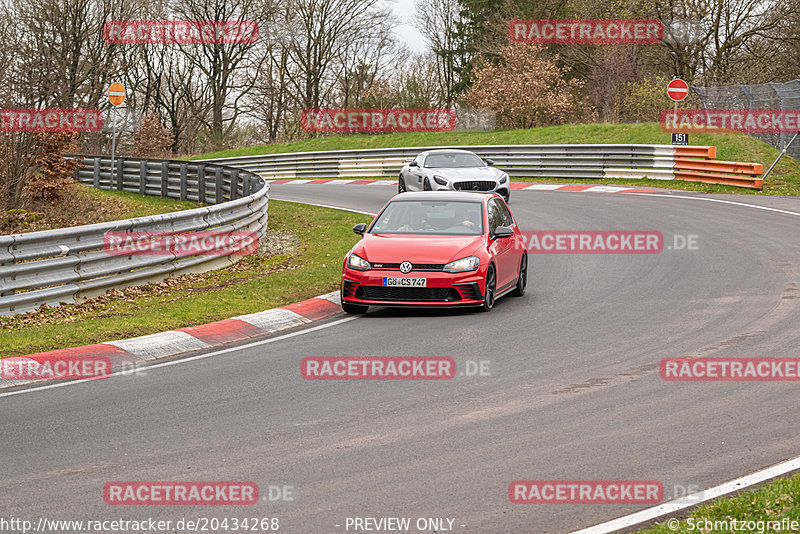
400, 261, 413, 273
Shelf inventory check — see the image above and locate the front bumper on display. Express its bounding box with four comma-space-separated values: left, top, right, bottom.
341, 268, 485, 307
431, 180, 509, 198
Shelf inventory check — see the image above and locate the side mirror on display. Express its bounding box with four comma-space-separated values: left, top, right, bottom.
409, 161, 419, 167
353, 223, 367, 235
493, 226, 513, 239
485, 158, 495, 166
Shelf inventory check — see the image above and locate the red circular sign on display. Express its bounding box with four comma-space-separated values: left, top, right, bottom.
667, 78, 689, 102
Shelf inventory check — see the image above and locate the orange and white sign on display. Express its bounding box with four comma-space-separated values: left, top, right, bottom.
108, 83, 126, 107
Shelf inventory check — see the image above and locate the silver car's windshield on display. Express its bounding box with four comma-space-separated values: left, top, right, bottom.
424, 153, 485, 168
370, 200, 484, 235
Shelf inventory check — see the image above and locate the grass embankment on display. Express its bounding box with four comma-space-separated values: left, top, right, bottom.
636, 472, 800, 532
2, 183, 203, 234
191, 123, 800, 196
0, 199, 368, 356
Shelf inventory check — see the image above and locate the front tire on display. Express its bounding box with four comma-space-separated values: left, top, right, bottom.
342, 302, 368, 314
510, 253, 527, 297
423, 177, 432, 191
481, 265, 496, 311
398, 175, 406, 193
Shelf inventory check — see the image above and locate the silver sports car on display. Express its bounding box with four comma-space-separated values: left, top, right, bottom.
398, 149, 510, 202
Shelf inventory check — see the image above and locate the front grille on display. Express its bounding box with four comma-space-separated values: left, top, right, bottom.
356, 286, 461, 302
453, 180, 496, 192
369, 262, 444, 271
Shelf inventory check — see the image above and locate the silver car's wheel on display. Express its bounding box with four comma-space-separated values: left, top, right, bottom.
423, 177, 432, 191
398, 175, 406, 193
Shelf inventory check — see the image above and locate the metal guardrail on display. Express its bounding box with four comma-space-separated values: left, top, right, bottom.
199, 144, 681, 180
0, 156, 269, 315
200, 144, 762, 188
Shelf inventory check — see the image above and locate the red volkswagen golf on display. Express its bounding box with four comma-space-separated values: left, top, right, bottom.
341, 191, 527, 313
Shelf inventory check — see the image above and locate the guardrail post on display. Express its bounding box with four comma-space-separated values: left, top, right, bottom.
139, 160, 147, 195
161, 161, 169, 198
0, 262, 12, 297
198, 164, 206, 203
230, 169, 240, 200
242, 174, 250, 197
180, 163, 188, 201
93, 158, 100, 188
215, 168, 223, 204
116, 157, 124, 191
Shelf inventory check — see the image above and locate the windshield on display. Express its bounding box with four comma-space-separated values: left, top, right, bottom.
369, 200, 484, 236
424, 153, 485, 168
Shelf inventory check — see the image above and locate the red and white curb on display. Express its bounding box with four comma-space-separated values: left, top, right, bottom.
0, 291, 343, 390
265, 179, 659, 194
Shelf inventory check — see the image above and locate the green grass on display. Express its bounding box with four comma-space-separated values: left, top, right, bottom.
81, 187, 205, 218
636, 473, 800, 533
190, 123, 800, 196
0, 200, 367, 356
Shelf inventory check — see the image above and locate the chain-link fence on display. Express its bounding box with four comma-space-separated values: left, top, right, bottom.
693, 78, 800, 163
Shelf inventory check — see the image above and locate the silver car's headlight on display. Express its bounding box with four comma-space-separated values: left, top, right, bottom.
443, 256, 479, 273
498, 173, 508, 184
433, 175, 448, 186
347, 253, 371, 271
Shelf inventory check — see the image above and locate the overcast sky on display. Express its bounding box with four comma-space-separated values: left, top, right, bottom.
390, 0, 428, 53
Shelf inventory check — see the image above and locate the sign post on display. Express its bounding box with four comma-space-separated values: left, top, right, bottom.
108, 82, 126, 188
667, 78, 689, 145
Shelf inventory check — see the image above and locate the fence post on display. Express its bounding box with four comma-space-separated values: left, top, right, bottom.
93, 158, 100, 188
180, 163, 188, 201
139, 160, 147, 196
198, 164, 206, 203
116, 158, 124, 191
215, 167, 223, 204
161, 161, 169, 198
230, 169, 240, 200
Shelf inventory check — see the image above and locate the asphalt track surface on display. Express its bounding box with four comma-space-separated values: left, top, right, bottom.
3, 184, 800, 533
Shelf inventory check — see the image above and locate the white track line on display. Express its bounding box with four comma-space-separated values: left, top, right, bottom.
571, 454, 800, 533
272, 198, 377, 216
628, 192, 800, 219
0, 317, 357, 399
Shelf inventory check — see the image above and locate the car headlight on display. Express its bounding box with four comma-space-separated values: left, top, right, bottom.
347, 253, 371, 271
433, 175, 448, 186
498, 173, 508, 184
443, 256, 479, 273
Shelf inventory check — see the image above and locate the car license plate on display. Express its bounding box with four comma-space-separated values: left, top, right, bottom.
383, 277, 427, 287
